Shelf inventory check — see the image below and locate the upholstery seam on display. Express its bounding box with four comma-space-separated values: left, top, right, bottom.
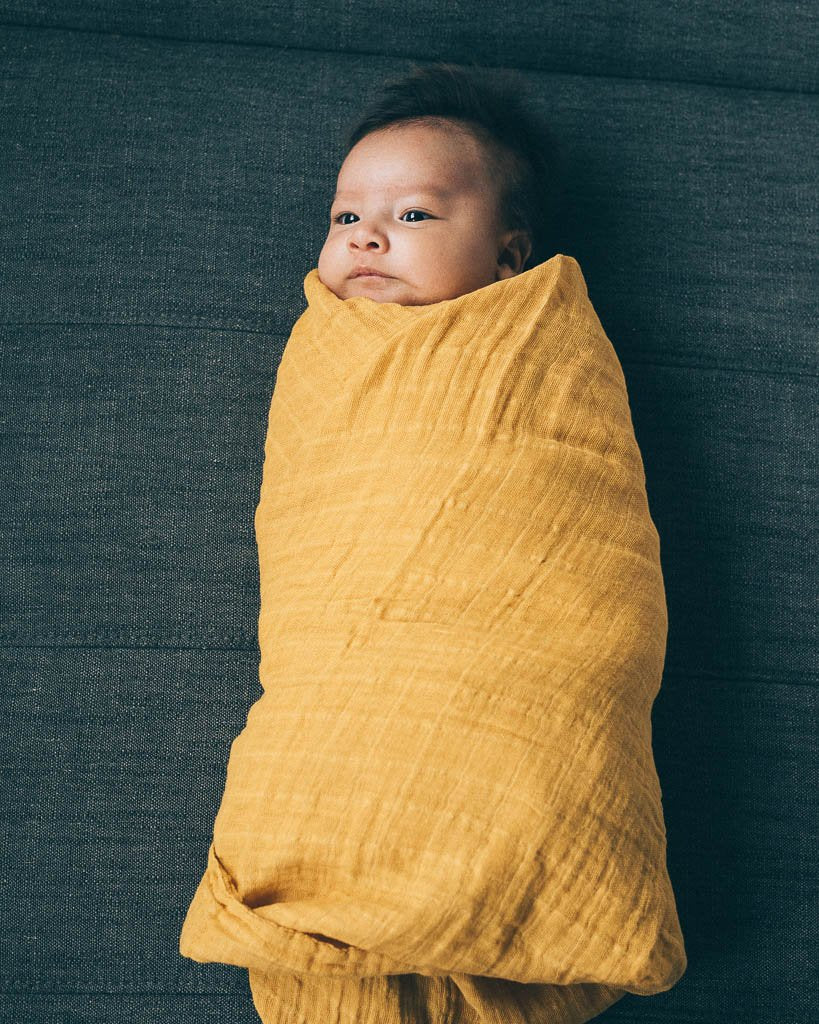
0, 19, 816, 98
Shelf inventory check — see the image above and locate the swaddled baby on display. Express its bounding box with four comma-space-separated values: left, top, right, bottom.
179, 62, 687, 1024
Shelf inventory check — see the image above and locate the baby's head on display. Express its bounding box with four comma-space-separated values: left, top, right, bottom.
318, 63, 560, 306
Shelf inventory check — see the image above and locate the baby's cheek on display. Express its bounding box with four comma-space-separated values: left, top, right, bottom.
315, 258, 337, 295
316, 242, 334, 280
319, 274, 344, 300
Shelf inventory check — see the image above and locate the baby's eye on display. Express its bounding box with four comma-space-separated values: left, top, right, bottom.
333, 212, 358, 225
401, 209, 431, 222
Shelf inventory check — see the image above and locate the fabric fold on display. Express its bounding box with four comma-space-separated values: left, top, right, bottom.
179, 254, 687, 1023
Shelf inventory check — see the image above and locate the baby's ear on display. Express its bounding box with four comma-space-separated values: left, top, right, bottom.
497, 230, 532, 278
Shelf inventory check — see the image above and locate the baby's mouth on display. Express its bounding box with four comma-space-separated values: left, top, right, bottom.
349, 267, 393, 279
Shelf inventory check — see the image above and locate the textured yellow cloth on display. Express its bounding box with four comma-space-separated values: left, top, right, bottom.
179, 254, 687, 1023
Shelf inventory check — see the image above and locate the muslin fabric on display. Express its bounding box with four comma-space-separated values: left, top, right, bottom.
178, 254, 687, 1023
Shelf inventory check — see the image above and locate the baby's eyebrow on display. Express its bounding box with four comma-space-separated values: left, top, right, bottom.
332, 185, 453, 202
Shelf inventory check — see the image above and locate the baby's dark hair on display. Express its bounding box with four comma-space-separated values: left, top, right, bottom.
343, 61, 563, 270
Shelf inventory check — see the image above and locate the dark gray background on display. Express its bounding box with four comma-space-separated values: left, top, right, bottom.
1, 3, 816, 1022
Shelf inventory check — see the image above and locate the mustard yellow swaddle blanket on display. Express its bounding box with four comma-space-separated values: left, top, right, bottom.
179, 254, 687, 1024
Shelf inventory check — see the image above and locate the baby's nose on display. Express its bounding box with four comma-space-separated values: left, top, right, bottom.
349, 220, 386, 248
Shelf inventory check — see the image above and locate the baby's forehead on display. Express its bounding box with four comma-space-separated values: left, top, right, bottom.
336, 121, 493, 198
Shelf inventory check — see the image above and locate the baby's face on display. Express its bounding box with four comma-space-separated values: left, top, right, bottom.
318, 121, 528, 306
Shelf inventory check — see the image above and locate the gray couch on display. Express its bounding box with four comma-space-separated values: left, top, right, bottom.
2, 4, 816, 1022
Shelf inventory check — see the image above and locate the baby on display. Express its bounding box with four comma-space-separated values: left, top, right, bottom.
317, 61, 560, 306
180, 63, 688, 1024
